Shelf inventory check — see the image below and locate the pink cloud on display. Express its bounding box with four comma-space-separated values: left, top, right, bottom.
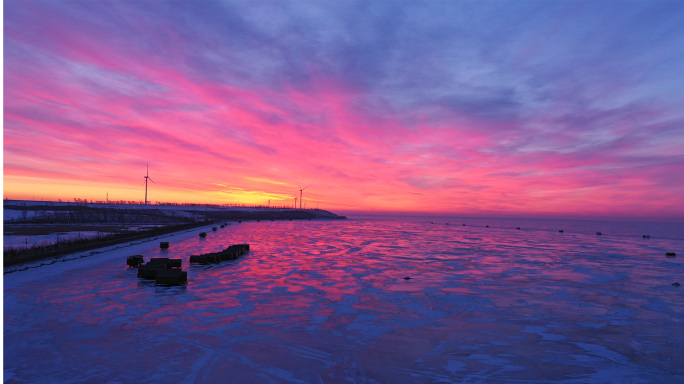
4, 1, 684, 219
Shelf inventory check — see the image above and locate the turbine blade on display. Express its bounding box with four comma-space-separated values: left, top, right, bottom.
149, 178, 156, 184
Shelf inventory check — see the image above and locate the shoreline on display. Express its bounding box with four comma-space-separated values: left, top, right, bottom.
3, 207, 346, 270
3, 222, 225, 283
3, 221, 210, 273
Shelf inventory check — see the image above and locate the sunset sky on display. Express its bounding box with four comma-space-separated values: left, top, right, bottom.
4, 0, 684, 218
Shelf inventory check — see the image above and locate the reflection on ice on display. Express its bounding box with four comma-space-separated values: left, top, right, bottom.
4, 218, 684, 383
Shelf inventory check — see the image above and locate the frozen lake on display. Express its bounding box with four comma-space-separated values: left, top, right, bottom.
4, 216, 684, 383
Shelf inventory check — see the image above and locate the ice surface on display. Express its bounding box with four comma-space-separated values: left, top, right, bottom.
4, 218, 684, 383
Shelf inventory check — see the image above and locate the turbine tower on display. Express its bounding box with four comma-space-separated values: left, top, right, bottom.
144, 164, 155, 205
298, 185, 308, 209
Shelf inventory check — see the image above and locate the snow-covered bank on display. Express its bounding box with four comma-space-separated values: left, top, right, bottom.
4, 199, 345, 267
3, 222, 222, 278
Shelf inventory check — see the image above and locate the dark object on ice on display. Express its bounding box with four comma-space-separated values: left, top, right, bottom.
138, 258, 182, 279
138, 260, 167, 279
127, 255, 144, 267
666, 252, 677, 257
156, 269, 188, 286
486, 225, 489, 228
673, 282, 680, 287
212, 227, 217, 231
596, 232, 602, 236
160, 241, 169, 249
149, 257, 181, 268
189, 253, 220, 264
403, 276, 412, 280
516, 227, 521, 230
199, 232, 207, 238
462, 223, 465, 226
138, 263, 166, 279
445, 222, 449, 225
220, 224, 225, 228
643, 235, 651, 238
559, 229, 564, 233
165, 258, 182, 268
431, 221, 434, 224
190, 243, 250, 264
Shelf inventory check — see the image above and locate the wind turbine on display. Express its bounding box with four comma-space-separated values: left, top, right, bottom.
144, 164, 155, 205
298, 185, 308, 210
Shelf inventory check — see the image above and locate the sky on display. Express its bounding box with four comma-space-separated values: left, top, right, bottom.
3, 0, 684, 219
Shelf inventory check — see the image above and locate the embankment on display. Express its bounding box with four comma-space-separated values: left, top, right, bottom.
3, 221, 209, 268
3, 209, 345, 268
